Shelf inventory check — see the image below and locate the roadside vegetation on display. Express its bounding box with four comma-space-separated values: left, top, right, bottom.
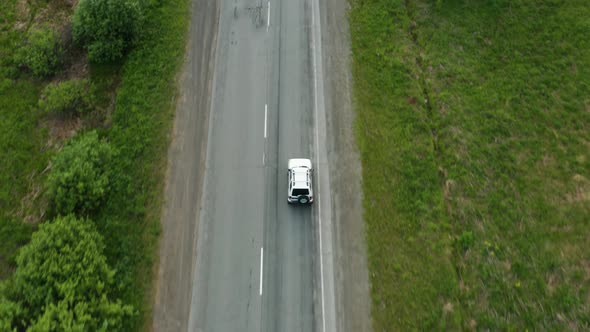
0, 0, 189, 329
350, 0, 590, 330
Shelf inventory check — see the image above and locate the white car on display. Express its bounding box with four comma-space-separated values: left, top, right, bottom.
287, 158, 314, 204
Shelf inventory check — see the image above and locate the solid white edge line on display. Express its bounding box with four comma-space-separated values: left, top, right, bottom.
264, 104, 268, 138
311, 3, 326, 332
259, 247, 264, 295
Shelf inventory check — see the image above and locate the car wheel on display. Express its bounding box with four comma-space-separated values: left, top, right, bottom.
298, 196, 309, 204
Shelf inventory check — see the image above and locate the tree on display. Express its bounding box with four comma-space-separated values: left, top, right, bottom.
16, 28, 63, 77
0, 283, 20, 332
72, 0, 142, 63
39, 79, 94, 116
10, 215, 133, 330
46, 131, 115, 215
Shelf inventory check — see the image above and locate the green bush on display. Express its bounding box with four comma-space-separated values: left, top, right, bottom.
39, 79, 94, 115
16, 28, 63, 77
72, 0, 142, 63
6, 215, 133, 330
46, 131, 115, 215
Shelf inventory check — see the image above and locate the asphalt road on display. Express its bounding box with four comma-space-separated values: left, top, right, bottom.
187, 0, 335, 331
152, 0, 371, 330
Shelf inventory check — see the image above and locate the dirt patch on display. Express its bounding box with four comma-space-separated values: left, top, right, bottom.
567, 174, 590, 203
32, 6, 71, 31
42, 116, 83, 148
15, 167, 50, 224
14, 0, 31, 30
61, 53, 89, 80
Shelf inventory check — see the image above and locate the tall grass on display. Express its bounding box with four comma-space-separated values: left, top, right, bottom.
350, 0, 590, 330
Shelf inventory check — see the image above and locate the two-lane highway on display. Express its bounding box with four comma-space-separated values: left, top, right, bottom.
188, 0, 334, 331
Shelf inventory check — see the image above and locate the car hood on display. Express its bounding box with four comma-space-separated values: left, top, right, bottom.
288, 158, 312, 169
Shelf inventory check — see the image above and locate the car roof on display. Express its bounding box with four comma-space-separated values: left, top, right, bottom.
291, 167, 311, 189
293, 171, 308, 183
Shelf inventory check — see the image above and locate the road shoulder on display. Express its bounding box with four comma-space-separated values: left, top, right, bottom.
151, 1, 219, 331
319, 0, 372, 330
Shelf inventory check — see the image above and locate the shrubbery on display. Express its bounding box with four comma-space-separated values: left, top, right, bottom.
73, 0, 143, 63
0, 215, 133, 330
16, 28, 63, 77
0, 283, 21, 331
39, 79, 94, 116
46, 131, 115, 215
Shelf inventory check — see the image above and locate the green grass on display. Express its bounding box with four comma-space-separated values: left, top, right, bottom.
93, 0, 190, 329
0, 0, 46, 279
0, 81, 43, 276
350, 0, 590, 330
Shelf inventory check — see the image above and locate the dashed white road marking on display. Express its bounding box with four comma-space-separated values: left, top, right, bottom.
259, 247, 264, 295
264, 104, 268, 138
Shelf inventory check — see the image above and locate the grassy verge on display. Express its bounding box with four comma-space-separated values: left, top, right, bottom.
94, 0, 189, 329
350, 0, 590, 330
0, 0, 46, 278
0, 82, 45, 274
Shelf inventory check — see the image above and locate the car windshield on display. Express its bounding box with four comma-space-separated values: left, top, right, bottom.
292, 188, 309, 196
